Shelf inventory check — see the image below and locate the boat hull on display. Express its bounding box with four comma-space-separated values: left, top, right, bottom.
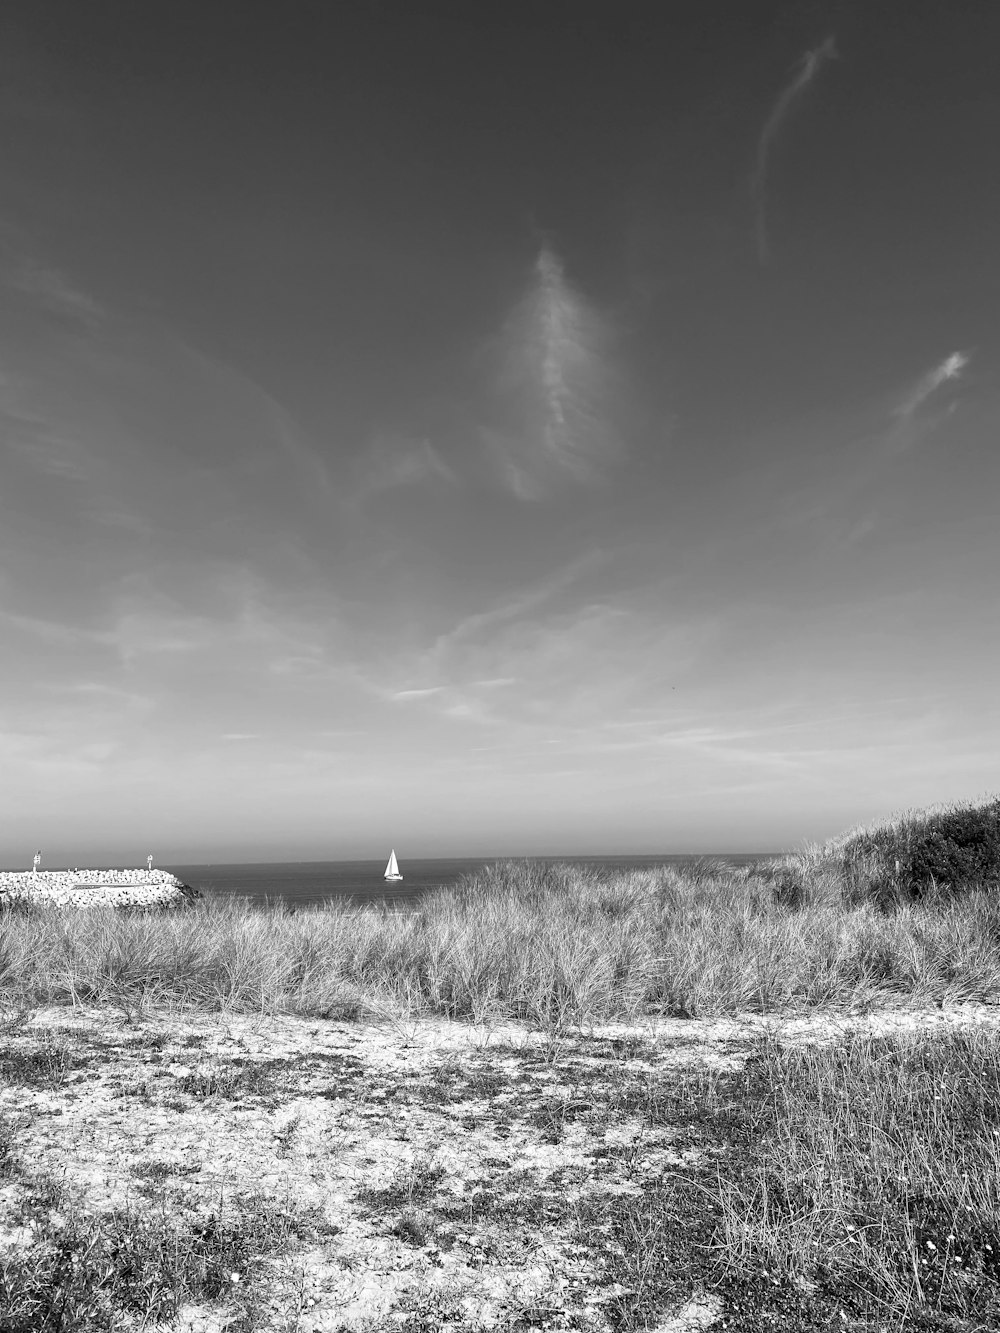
384, 874, 403, 882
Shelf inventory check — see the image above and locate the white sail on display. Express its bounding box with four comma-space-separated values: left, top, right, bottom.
384, 849, 402, 880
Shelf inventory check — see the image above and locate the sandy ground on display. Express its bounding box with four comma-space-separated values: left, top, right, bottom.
2, 998, 999, 1332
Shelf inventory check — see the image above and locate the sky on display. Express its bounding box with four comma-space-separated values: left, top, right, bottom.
1, 0, 998, 865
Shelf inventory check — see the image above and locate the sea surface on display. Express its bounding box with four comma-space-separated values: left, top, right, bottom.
164, 854, 777, 912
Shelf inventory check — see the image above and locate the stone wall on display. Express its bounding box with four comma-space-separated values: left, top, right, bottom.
0, 869, 201, 911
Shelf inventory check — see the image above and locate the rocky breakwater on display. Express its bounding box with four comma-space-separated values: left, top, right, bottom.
0, 868, 201, 911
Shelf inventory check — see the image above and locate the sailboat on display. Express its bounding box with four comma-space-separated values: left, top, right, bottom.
383, 849, 403, 882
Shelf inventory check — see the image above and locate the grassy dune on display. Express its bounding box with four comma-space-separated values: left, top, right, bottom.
2, 834, 999, 1027
1, 798, 999, 1331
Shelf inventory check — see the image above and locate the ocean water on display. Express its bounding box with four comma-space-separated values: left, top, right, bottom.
165, 854, 777, 912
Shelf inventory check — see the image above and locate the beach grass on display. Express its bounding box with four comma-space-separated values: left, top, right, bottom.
2, 826, 999, 1027
2, 797, 1000, 1330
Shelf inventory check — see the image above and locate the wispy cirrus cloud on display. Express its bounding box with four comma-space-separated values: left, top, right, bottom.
354, 434, 459, 499
0, 608, 112, 648
1, 248, 104, 328
0, 368, 93, 481
169, 337, 338, 501
752, 35, 837, 265
483, 247, 623, 499
892, 350, 970, 422
427, 548, 610, 658
374, 574, 723, 738
888, 349, 971, 452
739, 346, 978, 550
391, 686, 446, 701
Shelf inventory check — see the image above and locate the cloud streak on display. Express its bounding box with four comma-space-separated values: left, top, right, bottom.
893, 350, 970, 422
0, 364, 95, 483
485, 247, 622, 498
0, 238, 104, 328
889, 350, 971, 451
354, 435, 459, 498
753, 35, 837, 265
427, 549, 610, 659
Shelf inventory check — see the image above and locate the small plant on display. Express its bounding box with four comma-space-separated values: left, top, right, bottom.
0, 1040, 89, 1089
130, 1158, 200, 1181
356, 1155, 446, 1212
0, 1114, 17, 1179
391, 1208, 434, 1247
530, 1094, 569, 1144
465, 1068, 508, 1099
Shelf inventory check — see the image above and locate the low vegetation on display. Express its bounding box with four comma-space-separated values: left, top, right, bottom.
1, 795, 999, 1331
0, 1148, 326, 1333
3, 797, 1000, 1026
802, 795, 1000, 911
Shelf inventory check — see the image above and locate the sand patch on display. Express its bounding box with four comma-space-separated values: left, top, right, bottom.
1, 999, 998, 1330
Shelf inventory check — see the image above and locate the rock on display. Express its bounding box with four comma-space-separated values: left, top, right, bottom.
0, 868, 202, 911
